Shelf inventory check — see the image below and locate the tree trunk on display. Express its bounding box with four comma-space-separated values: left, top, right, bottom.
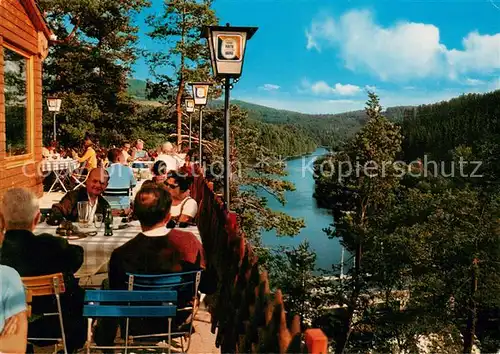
176, 1, 187, 148
176, 80, 184, 147
336, 242, 362, 354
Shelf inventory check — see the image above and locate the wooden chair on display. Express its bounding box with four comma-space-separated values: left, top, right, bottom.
83, 289, 177, 354
126, 270, 202, 352
21, 273, 67, 354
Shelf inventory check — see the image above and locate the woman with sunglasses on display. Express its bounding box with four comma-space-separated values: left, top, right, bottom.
165, 171, 198, 227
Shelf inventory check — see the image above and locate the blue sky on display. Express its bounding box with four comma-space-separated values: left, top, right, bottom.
132, 0, 500, 114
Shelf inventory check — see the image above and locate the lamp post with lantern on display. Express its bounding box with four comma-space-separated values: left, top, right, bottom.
188, 82, 212, 165
185, 97, 195, 149
202, 24, 258, 210
46, 96, 62, 141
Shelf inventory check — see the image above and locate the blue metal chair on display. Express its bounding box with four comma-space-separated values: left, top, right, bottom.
83, 290, 177, 354
126, 270, 202, 352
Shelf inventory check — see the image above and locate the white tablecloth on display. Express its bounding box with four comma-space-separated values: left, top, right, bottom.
34, 219, 201, 278
41, 158, 79, 173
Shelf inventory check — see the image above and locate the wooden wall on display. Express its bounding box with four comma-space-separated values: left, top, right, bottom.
0, 0, 45, 198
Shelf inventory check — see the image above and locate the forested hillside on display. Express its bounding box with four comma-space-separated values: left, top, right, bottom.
128, 79, 148, 99
311, 91, 500, 353
223, 100, 367, 150
400, 90, 500, 161
126, 78, 410, 156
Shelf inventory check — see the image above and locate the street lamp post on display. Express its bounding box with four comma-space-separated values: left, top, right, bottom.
202, 24, 258, 210
185, 97, 195, 149
188, 82, 213, 166
46, 96, 62, 141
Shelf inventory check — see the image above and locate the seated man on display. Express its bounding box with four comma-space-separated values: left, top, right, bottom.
155, 142, 181, 172
0, 188, 86, 353
105, 148, 136, 210
0, 265, 28, 354
165, 171, 198, 226
94, 184, 205, 346
47, 167, 110, 224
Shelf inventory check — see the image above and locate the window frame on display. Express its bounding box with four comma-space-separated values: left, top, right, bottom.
2, 42, 35, 168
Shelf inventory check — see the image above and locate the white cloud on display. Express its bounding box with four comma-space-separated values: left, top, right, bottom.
310, 81, 333, 94
259, 84, 280, 91
305, 9, 500, 81
334, 83, 362, 95
464, 78, 485, 86
305, 31, 319, 52
447, 32, 500, 77
306, 80, 362, 96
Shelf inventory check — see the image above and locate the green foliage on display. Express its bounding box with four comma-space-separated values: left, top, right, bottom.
266, 240, 331, 328
400, 90, 500, 190
313, 90, 500, 353
145, 0, 218, 146
39, 0, 150, 147
251, 120, 317, 157
314, 92, 403, 235
145, 0, 217, 89
359, 184, 500, 353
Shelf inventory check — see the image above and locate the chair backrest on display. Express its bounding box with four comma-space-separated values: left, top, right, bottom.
83, 290, 177, 318
126, 270, 202, 293
103, 188, 132, 209
21, 273, 65, 297
25, 289, 32, 318
103, 188, 131, 197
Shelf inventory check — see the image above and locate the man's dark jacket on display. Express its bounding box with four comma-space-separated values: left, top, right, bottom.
1, 229, 86, 351
48, 186, 110, 223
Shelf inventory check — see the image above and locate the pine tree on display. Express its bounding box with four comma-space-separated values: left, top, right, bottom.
39, 0, 149, 146
145, 0, 218, 147
315, 92, 403, 353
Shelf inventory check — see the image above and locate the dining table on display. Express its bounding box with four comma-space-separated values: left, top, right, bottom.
41, 158, 80, 193
34, 218, 202, 279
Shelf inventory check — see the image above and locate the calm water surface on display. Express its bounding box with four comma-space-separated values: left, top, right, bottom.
260, 148, 343, 271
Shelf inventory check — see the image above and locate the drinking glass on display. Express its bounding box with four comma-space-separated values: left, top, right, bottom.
94, 213, 104, 229
77, 201, 91, 229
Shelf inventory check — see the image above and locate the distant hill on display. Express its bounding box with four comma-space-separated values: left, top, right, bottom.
126, 78, 410, 149
128, 78, 148, 99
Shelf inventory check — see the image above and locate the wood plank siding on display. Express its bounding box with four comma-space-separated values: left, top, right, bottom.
0, 0, 52, 198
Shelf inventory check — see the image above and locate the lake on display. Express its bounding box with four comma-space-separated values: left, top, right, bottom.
260, 147, 344, 272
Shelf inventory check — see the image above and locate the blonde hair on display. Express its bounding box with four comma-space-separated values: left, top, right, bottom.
0, 188, 40, 229
161, 142, 174, 154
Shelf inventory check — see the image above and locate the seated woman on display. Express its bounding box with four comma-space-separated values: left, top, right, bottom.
165, 171, 198, 226
72, 132, 97, 173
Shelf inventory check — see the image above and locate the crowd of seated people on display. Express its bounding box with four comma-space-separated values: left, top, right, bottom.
0, 162, 204, 352
1, 137, 204, 352
42, 136, 193, 186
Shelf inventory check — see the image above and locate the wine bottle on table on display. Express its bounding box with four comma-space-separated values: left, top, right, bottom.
104, 207, 113, 236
